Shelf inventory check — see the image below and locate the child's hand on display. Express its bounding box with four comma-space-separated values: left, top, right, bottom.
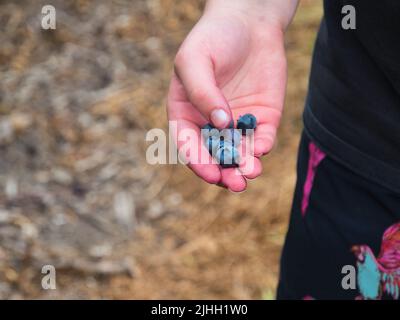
167, 0, 297, 192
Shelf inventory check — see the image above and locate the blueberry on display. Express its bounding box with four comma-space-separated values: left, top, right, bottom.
201, 123, 219, 141
202, 123, 214, 131
215, 143, 240, 168
206, 135, 221, 155
237, 114, 257, 133
220, 128, 241, 147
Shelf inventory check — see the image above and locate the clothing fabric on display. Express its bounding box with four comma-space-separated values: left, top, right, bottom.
277, 132, 400, 300
305, 0, 400, 193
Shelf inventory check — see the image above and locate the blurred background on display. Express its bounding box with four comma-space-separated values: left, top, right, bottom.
0, 0, 322, 299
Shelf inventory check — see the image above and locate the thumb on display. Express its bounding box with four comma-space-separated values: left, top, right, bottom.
174, 50, 232, 129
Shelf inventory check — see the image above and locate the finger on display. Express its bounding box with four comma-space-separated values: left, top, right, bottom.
220, 167, 247, 193
237, 138, 263, 179
174, 49, 232, 129
167, 75, 207, 126
167, 77, 222, 184
189, 161, 221, 185
253, 123, 276, 157
242, 157, 262, 180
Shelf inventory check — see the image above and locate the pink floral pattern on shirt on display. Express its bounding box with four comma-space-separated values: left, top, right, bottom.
301, 142, 326, 216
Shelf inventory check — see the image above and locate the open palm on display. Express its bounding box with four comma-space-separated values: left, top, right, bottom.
168, 13, 287, 192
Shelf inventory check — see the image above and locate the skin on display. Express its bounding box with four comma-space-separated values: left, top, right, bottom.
167, 0, 299, 192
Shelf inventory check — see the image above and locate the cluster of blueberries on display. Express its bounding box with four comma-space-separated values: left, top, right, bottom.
201, 113, 257, 168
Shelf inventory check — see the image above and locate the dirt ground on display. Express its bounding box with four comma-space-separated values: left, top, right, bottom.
0, 0, 322, 299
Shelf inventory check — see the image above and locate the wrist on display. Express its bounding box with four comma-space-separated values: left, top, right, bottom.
205, 0, 298, 32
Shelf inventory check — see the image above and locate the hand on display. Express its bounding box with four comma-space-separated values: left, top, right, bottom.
167, 0, 297, 192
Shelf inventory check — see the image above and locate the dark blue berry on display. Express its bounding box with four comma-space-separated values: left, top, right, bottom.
237, 114, 257, 133
202, 123, 241, 167
206, 136, 220, 155
220, 128, 241, 147
202, 123, 214, 131
216, 143, 240, 168
201, 123, 219, 141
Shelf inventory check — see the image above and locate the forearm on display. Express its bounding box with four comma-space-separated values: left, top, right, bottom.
205, 0, 299, 31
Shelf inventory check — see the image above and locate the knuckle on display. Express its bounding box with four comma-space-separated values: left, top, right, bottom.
188, 87, 207, 102
174, 48, 189, 68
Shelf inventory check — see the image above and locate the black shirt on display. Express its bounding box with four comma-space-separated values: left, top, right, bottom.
304, 0, 400, 192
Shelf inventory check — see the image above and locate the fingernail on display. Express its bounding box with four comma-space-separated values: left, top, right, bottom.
210, 109, 230, 128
